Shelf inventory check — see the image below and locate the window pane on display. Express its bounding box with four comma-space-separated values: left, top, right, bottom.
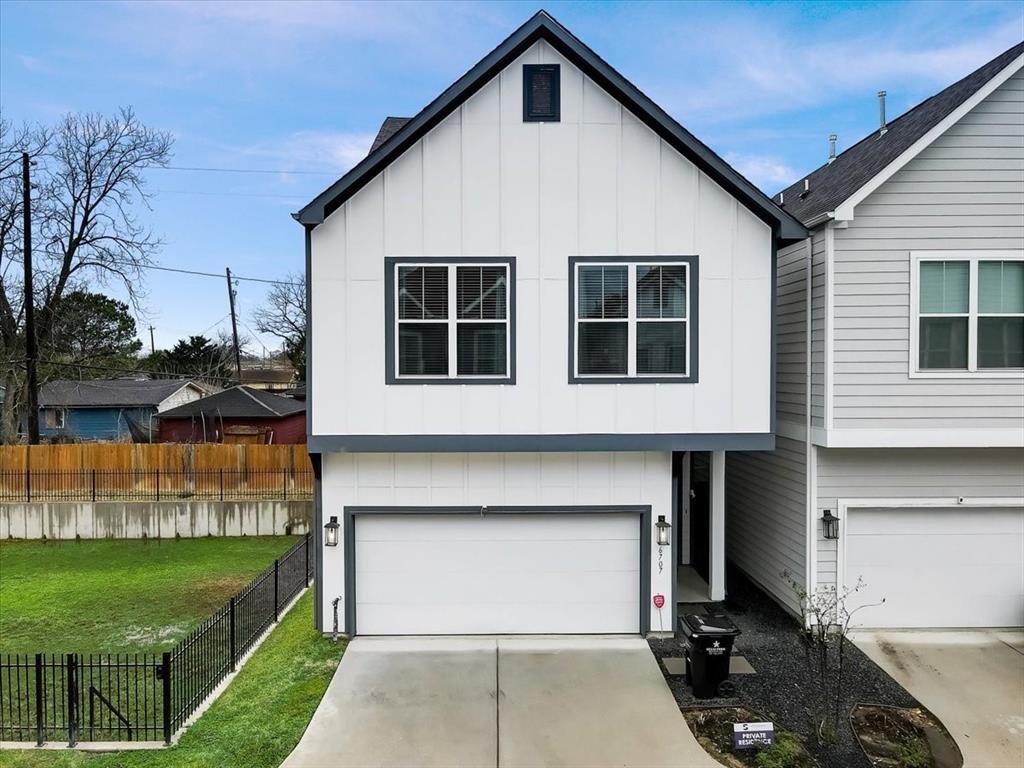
979, 261, 1024, 314
578, 322, 627, 375
481, 267, 506, 319
661, 265, 687, 318
637, 266, 661, 318
920, 261, 967, 314
978, 316, 1024, 369
399, 266, 447, 320
578, 266, 627, 319
919, 317, 968, 369
637, 322, 686, 374
457, 323, 507, 376
398, 323, 448, 375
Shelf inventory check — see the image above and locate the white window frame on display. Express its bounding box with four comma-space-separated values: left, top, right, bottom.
909, 250, 1024, 379
394, 261, 511, 381
573, 261, 691, 380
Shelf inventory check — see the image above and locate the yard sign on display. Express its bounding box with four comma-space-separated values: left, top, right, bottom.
732, 722, 774, 750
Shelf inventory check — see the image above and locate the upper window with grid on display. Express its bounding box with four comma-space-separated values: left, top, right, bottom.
392, 261, 513, 382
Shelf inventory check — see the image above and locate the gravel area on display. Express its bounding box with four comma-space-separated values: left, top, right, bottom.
649, 569, 919, 768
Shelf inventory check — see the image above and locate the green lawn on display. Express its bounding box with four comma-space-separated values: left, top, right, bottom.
0, 591, 344, 768
0, 536, 302, 653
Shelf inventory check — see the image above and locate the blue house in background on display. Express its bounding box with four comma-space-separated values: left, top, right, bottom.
37, 379, 208, 442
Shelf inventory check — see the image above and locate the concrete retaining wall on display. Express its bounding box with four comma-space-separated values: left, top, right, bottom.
0, 500, 312, 540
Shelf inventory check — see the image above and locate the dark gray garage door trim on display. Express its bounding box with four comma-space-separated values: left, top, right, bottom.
343, 505, 652, 637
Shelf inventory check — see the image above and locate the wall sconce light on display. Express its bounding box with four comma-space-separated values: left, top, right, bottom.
324, 515, 340, 547
655, 515, 672, 546
822, 510, 839, 540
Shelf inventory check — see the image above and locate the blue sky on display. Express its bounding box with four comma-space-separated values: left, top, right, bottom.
2, 0, 1021, 353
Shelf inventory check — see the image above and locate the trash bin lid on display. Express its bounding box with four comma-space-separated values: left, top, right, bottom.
680, 612, 740, 637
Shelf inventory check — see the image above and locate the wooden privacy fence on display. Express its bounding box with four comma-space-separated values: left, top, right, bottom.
0, 445, 313, 504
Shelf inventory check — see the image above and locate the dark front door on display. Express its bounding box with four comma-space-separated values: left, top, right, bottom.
690, 478, 710, 583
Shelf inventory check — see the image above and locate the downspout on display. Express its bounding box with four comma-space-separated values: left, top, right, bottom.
804, 235, 815, 609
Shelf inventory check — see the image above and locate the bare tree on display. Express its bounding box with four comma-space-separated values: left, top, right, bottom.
0, 108, 172, 441
251, 273, 305, 376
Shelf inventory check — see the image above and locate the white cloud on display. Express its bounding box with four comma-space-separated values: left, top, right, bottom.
232, 130, 377, 175
723, 152, 799, 192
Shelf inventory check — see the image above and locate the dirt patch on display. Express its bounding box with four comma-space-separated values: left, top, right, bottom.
683, 705, 818, 768
119, 622, 188, 646
850, 705, 962, 768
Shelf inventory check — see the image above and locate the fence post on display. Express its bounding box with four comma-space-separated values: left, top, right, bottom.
156, 468, 160, 502
91, 470, 96, 503
66, 654, 78, 747
304, 533, 310, 587
220, 469, 224, 502
35, 653, 44, 747
25, 467, 30, 503
229, 597, 237, 673
283, 468, 288, 500
273, 559, 280, 621
162, 652, 172, 745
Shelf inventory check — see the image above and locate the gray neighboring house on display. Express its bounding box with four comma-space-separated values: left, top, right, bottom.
727, 42, 1024, 629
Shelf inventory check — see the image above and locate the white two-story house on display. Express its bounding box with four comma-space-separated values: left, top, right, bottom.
296, 11, 805, 636
728, 42, 1024, 629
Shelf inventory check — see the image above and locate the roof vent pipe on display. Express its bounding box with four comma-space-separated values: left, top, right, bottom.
828, 134, 837, 164
779, 191, 784, 205
878, 90, 888, 135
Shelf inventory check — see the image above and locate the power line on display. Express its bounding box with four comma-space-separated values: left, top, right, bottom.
5, 357, 237, 384
154, 189, 308, 200
142, 264, 303, 286
153, 165, 337, 176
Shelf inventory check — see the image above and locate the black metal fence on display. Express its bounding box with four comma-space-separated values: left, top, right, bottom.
0, 534, 314, 745
0, 468, 313, 503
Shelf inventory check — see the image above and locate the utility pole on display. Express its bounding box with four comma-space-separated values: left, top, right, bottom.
22, 153, 39, 445
148, 325, 155, 355
225, 268, 243, 385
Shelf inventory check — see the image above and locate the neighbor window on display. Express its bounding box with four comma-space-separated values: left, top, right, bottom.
915, 253, 1023, 373
570, 257, 698, 382
387, 258, 515, 383
46, 408, 65, 429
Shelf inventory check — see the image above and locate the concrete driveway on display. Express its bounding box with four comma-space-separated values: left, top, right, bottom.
281, 635, 718, 768
853, 630, 1024, 768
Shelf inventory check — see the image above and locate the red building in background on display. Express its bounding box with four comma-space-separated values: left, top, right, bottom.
158, 386, 306, 444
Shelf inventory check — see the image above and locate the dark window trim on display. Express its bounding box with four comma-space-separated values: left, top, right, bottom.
568, 255, 699, 384
523, 64, 560, 122
342, 504, 651, 637
384, 256, 517, 385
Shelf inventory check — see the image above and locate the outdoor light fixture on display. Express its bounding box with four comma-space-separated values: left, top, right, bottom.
655, 515, 672, 546
324, 516, 340, 547
822, 510, 839, 540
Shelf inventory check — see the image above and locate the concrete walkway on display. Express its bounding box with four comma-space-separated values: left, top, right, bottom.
281, 635, 719, 768
853, 629, 1024, 768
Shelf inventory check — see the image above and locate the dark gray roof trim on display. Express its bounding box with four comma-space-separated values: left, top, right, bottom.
308, 431, 774, 453
777, 40, 1024, 226
295, 11, 805, 241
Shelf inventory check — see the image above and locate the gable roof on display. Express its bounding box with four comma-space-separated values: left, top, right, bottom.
158, 385, 305, 420
295, 10, 806, 241
777, 40, 1024, 226
39, 379, 199, 409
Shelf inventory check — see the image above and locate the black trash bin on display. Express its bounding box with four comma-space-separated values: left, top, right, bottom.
679, 613, 741, 699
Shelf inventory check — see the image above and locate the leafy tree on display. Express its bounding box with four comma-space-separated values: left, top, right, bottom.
251, 273, 305, 379
0, 108, 171, 442
43, 290, 142, 373
142, 334, 234, 384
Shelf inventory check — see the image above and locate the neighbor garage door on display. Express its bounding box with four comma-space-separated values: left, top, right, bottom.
352, 512, 641, 635
845, 506, 1024, 628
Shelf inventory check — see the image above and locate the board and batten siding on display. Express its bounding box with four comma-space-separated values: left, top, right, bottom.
309, 39, 773, 439
830, 69, 1024, 431
725, 436, 807, 614
319, 451, 672, 634
815, 446, 1024, 587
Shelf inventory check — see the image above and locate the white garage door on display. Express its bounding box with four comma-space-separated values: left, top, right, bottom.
353, 513, 641, 635
845, 506, 1024, 628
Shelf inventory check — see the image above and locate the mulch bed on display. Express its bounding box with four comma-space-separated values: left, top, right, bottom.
648, 568, 920, 768
683, 705, 818, 768
851, 705, 962, 768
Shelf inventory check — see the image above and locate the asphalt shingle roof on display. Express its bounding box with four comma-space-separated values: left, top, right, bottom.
158, 386, 305, 419
370, 117, 410, 153
777, 41, 1024, 226
39, 379, 197, 408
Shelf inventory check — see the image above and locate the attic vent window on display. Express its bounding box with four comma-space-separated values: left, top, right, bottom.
524, 64, 560, 122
